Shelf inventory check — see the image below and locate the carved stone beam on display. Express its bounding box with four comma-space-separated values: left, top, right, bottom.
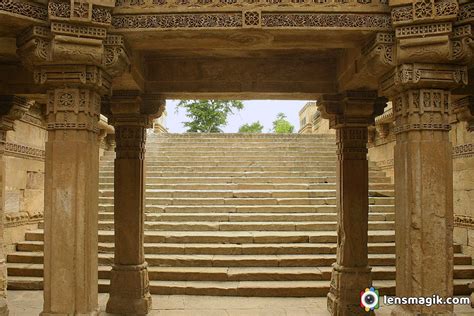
453, 96, 474, 132
450, 24, 474, 66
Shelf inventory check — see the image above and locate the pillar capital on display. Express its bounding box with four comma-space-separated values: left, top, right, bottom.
317, 91, 386, 129
106, 90, 166, 127
380, 63, 468, 96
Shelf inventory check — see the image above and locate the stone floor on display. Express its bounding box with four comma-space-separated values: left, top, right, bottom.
6, 291, 474, 315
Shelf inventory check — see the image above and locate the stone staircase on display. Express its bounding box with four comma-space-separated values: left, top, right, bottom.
6, 133, 474, 296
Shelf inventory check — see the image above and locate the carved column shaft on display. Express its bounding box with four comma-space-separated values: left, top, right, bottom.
318, 92, 385, 316
106, 116, 151, 314
392, 88, 453, 315
42, 88, 100, 315
104, 92, 164, 315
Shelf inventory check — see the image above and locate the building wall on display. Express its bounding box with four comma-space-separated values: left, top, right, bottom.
3, 105, 46, 252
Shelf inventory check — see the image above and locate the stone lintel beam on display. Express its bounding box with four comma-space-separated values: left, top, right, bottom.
453, 95, 474, 132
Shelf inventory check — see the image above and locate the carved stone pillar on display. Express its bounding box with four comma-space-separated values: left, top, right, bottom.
42, 86, 103, 316
0, 96, 31, 316
318, 92, 385, 316
105, 92, 165, 315
380, 63, 468, 315
16, 1, 115, 310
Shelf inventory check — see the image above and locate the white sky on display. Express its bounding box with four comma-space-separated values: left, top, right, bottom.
164, 100, 311, 133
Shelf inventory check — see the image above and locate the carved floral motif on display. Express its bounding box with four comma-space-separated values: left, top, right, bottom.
0, 0, 47, 20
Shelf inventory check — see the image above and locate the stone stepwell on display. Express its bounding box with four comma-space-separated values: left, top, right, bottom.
6, 133, 474, 296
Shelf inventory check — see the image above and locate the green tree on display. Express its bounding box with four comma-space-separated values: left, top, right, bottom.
238, 121, 264, 133
177, 100, 244, 133
272, 112, 294, 134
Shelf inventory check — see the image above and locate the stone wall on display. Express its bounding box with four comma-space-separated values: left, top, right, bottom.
3, 105, 45, 252
298, 102, 335, 135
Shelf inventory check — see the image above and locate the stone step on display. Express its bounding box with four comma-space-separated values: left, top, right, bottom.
17, 241, 403, 254
24, 229, 396, 244
9, 252, 471, 267
126, 212, 395, 222
9, 264, 474, 282
100, 161, 339, 168
81, 220, 395, 232
99, 167, 339, 174
18, 241, 463, 256
98, 176, 392, 184
97, 183, 394, 191
98, 204, 395, 214
98, 189, 395, 199
101, 156, 339, 163
98, 171, 389, 179
6, 276, 473, 296
99, 196, 394, 206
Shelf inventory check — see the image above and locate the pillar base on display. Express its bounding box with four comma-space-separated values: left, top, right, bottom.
106, 263, 152, 315
327, 264, 372, 316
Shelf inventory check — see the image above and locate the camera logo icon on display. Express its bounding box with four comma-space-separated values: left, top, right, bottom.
360, 287, 379, 312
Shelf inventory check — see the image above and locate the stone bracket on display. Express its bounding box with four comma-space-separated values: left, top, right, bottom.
0, 95, 32, 132
453, 95, 474, 132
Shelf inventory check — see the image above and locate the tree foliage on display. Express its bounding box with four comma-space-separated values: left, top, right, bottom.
238, 121, 264, 133
177, 100, 244, 133
272, 112, 294, 134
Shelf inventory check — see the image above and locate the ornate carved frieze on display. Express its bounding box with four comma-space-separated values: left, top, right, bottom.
453, 142, 474, 158
0, 96, 31, 131
391, 0, 458, 26
393, 89, 451, 134
456, 1, 474, 25
454, 214, 474, 228
112, 12, 391, 30
48, 0, 112, 25
0, 0, 47, 21
4, 141, 45, 160
380, 63, 468, 95
114, 0, 389, 8
452, 96, 474, 132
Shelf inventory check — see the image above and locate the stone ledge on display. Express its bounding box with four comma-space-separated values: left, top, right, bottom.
4, 210, 43, 228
